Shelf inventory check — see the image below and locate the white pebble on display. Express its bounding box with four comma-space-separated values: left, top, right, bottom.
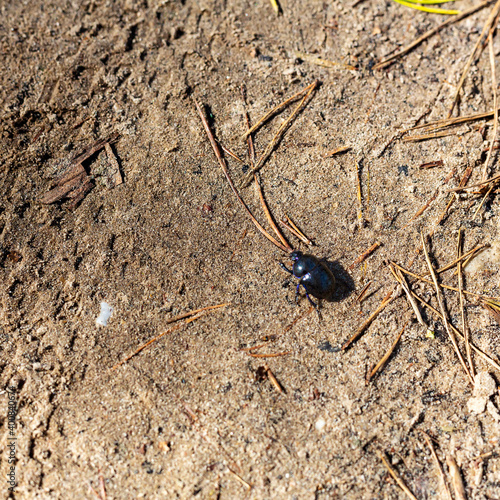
315, 418, 326, 431
96, 302, 113, 327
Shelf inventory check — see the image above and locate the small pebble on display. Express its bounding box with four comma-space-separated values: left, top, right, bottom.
315, 418, 326, 431
96, 302, 113, 326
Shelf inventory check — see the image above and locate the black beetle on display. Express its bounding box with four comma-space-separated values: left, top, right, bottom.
280, 251, 336, 309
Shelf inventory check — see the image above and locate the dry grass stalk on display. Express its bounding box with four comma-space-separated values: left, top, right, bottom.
249, 351, 291, 358
446, 456, 467, 500
281, 214, 314, 245
111, 315, 201, 370
390, 261, 498, 300
401, 189, 439, 229
457, 230, 474, 378
482, 298, 500, 323
448, 0, 500, 118
402, 130, 458, 142
221, 145, 245, 163
227, 468, 252, 490
294, 51, 356, 70
342, 289, 395, 350
376, 450, 417, 500
269, 0, 281, 15
241, 82, 318, 186
421, 233, 473, 385
405, 284, 500, 372
280, 215, 313, 245
110, 304, 227, 370
194, 98, 290, 252
448, 171, 500, 192
355, 281, 372, 304
349, 241, 381, 270
390, 265, 426, 327
419, 160, 444, 169
324, 146, 351, 157
367, 320, 408, 382
437, 244, 488, 274
437, 165, 472, 224
241, 81, 317, 139
473, 184, 494, 218
420, 432, 453, 500
265, 363, 285, 393
373, 0, 492, 70
408, 107, 500, 134
254, 174, 292, 251
240, 343, 268, 352
89, 469, 108, 500
483, 34, 499, 180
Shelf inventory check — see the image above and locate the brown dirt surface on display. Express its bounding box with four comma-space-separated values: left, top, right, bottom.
1, 0, 500, 498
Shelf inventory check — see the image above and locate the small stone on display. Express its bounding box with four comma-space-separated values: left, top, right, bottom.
473, 372, 497, 398
486, 401, 500, 422
315, 418, 326, 431
467, 396, 487, 414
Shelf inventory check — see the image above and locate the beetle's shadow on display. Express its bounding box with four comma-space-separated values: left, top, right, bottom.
324, 259, 355, 303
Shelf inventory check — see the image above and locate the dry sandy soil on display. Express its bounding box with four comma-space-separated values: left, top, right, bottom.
1, 0, 500, 498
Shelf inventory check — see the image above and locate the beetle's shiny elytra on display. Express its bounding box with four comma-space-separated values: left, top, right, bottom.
280, 251, 336, 308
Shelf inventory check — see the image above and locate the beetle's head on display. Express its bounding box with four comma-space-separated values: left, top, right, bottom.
290, 250, 303, 262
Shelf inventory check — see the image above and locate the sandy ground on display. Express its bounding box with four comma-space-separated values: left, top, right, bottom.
1, 0, 500, 498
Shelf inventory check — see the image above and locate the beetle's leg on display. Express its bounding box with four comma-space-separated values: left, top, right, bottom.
295, 283, 301, 304
304, 289, 319, 309
298, 278, 319, 310
280, 262, 293, 275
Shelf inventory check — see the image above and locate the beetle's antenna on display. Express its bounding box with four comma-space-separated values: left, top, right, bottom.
194, 98, 290, 253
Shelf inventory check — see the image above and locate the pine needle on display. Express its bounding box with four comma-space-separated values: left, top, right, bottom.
483, 33, 499, 180
448, 0, 500, 118
194, 98, 290, 252
241, 81, 317, 139
342, 289, 395, 350
254, 174, 292, 251
374, 0, 492, 70
420, 432, 453, 500
110, 304, 228, 370
421, 233, 473, 385
241, 82, 318, 186
376, 450, 418, 500
367, 320, 408, 382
